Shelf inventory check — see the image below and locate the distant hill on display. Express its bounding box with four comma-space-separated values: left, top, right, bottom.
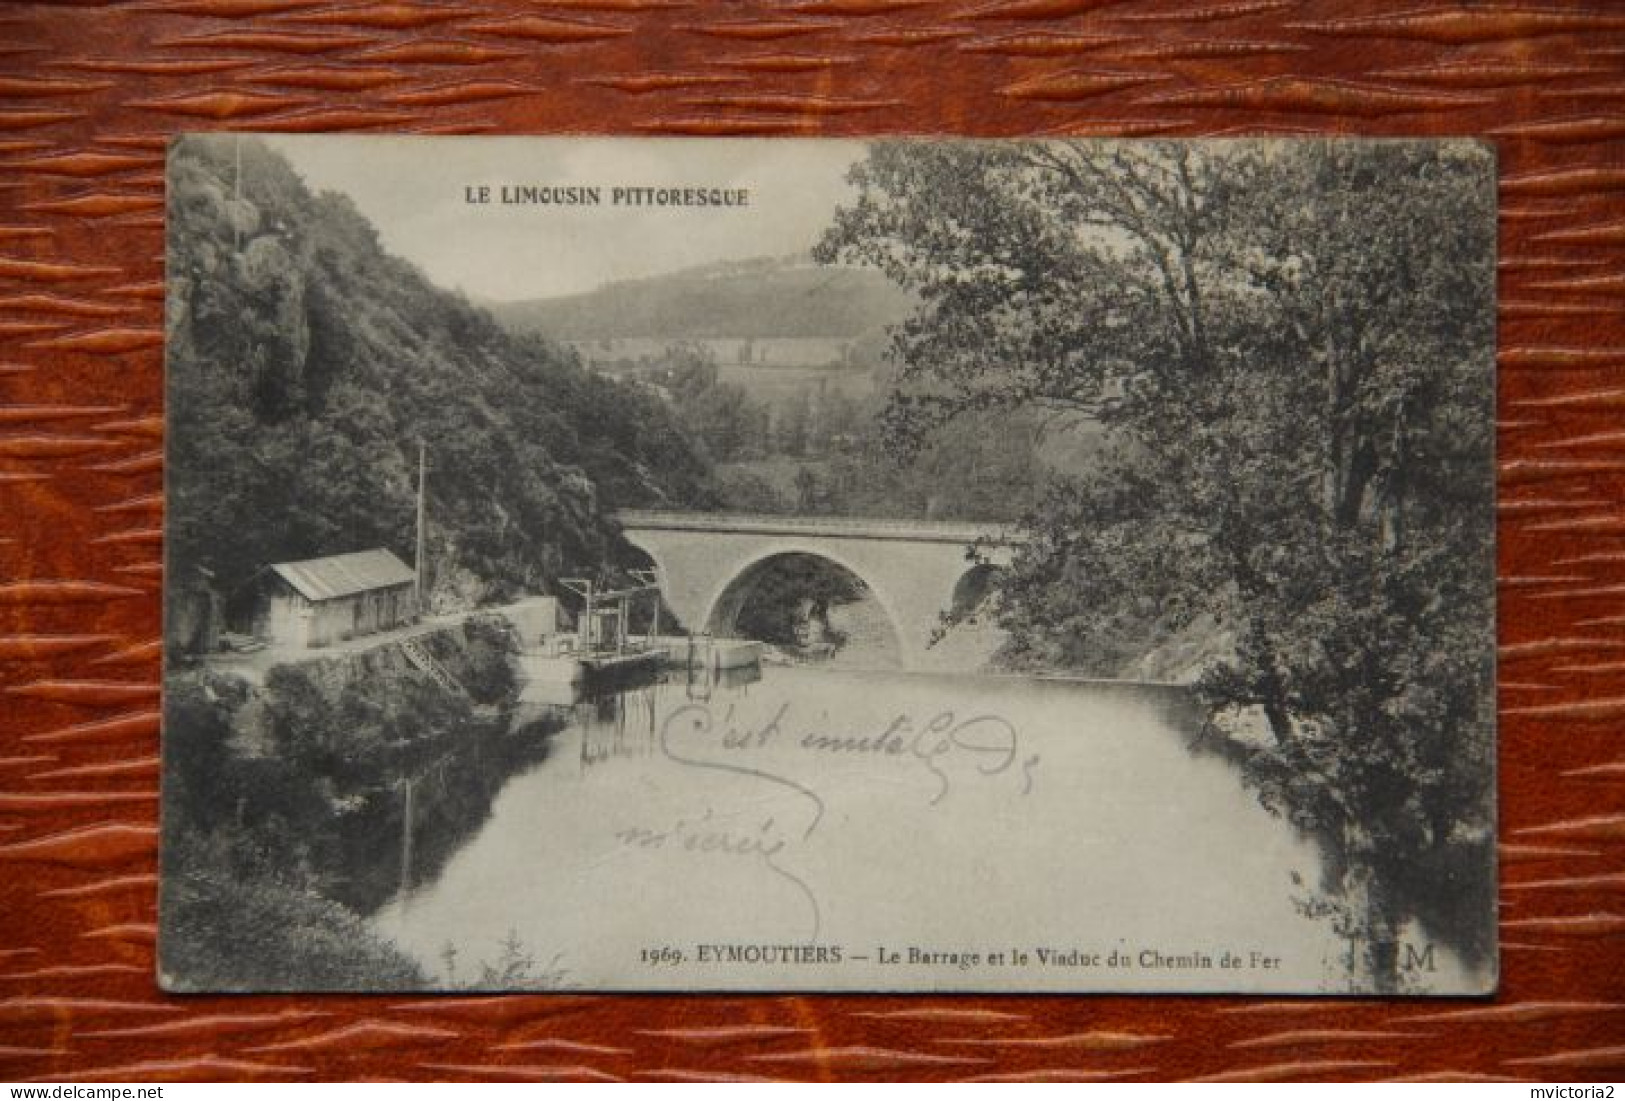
489, 255, 914, 342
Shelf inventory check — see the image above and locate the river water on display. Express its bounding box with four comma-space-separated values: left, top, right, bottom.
373, 663, 1481, 993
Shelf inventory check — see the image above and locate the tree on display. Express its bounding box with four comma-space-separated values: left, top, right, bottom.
817, 139, 1496, 989
661, 342, 772, 463
778, 389, 813, 457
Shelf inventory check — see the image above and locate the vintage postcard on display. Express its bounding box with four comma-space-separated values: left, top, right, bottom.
160, 135, 1497, 994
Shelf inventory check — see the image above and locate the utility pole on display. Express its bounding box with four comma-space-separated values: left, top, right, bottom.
414, 441, 427, 617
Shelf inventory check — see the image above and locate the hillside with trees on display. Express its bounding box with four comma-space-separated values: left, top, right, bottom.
490, 255, 913, 341
166, 135, 718, 616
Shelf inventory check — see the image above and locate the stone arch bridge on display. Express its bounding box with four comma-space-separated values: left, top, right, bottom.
614, 510, 1020, 670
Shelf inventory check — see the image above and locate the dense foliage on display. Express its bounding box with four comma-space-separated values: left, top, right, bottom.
818, 140, 1496, 988
651, 343, 1059, 521
161, 858, 427, 993
166, 135, 717, 615
161, 622, 561, 988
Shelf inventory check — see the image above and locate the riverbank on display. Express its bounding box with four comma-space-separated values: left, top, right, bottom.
159, 618, 560, 992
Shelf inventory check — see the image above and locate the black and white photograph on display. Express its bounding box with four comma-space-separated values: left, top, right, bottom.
160, 134, 1496, 994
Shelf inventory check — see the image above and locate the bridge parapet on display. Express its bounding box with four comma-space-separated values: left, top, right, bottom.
614, 509, 1024, 547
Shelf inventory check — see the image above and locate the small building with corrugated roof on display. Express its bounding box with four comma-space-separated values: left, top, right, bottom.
233, 548, 417, 649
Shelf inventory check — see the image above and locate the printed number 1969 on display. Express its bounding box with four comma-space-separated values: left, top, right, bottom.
641, 946, 685, 966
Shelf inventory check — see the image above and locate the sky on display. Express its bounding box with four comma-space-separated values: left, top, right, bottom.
264, 135, 868, 302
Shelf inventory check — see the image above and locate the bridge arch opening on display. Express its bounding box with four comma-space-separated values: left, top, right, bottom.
949, 563, 1004, 624
705, 550, 906, 670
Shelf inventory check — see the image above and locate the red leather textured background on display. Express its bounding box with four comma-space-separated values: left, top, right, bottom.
2, 0, 1623, 1083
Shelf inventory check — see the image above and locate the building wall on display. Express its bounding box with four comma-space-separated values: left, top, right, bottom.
256, 580, 415, 649
305, 598, 350, 649
263, 590, 309, 648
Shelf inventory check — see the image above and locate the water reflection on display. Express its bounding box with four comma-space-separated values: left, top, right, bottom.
375, 664, 1488, 994
578, 681, 660, 772
517, 664, 766, 772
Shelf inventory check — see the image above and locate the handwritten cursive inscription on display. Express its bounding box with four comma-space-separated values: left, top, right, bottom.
659, 703, 825, 837
637, 701, 1042, 941
661, 700, 1039, 806
615, 808, 821, 939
